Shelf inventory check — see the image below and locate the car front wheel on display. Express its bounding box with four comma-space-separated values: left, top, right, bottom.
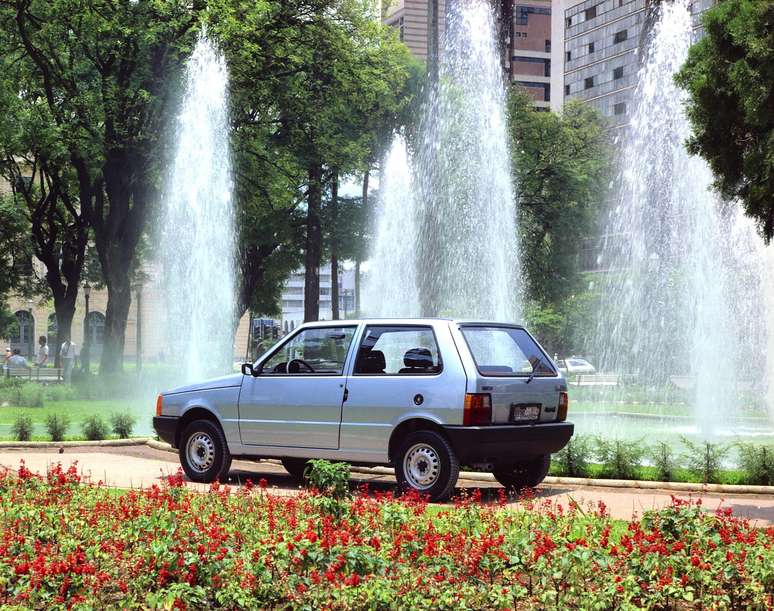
492, 454, 550, 490
179, 419, 232, 483
395, 430, 459, 501
281, 457, 310, 482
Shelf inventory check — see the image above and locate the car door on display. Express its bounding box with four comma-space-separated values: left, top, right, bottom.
238, 325, 358, 449
340, 324, 466, 458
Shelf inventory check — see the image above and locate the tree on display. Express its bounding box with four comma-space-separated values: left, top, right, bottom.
675, 0, 774, 240
0, 0, 203, 373
0, 62, 88, 363
0, 195, 33, 337
266, 1, 414, 322
507, 89, 610, 352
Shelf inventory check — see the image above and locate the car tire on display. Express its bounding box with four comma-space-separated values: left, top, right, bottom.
179, 419, 232, 483
281, 457, 310, 482
395, 430, 459, 502
492, 454, 550, 490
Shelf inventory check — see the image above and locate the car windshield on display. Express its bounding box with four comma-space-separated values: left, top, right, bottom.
460, 326, 555, 377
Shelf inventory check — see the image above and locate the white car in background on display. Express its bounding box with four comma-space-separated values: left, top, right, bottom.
556, 357, 596, 375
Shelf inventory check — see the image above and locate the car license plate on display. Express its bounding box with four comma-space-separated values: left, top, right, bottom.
510, 403, 541, 422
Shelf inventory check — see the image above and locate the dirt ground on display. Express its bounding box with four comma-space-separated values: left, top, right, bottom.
2, 445, 773, 525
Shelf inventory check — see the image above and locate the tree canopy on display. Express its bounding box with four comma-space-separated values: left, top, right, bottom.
675, 0, 774, 240
508, 89, 610, 353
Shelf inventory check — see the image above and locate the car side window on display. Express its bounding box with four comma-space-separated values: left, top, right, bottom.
261, 327, 356, 375
354, 326, 442, 375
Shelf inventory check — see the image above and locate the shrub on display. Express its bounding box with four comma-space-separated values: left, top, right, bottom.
11, 415, 33, 441
594, 437, 644, 480
306, 459, 350, 499
681, 437, 729, 484
44, 384, 77, 402
736, 443, 774, 486
81, 416, 108, 441
553, 435, 592, 477
45, 414, 70, 442
110, 413, 136, 439
17, 384, 44, 408
649, 441, 677, 482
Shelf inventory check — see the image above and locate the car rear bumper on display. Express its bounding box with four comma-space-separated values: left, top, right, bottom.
442, 421, 574, 465
153, 416, 179, 448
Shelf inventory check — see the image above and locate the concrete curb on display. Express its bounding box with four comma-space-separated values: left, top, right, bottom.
0, 438, 151, 449
2, 438, 772, 495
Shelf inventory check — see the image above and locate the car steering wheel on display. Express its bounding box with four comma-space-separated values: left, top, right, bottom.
286, 358, 315, 373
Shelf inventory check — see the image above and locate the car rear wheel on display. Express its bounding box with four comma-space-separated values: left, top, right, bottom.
395, 430, 459, 502
179, 419, 232, 483
281, 457, 310, 482
492, 454, 550, 490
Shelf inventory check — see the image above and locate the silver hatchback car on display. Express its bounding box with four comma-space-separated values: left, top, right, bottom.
153, 319, 573, 500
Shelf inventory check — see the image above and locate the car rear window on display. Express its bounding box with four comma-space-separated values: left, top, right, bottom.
460, 326, 555, 377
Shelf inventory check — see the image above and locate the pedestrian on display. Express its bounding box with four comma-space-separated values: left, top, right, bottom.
60, 339, 78, 384
36, 336, 49, 367
7, 348, 30, 370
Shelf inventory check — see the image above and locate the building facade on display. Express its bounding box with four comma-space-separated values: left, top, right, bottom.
278, 264, 357, 332
384, 1, 553, 108
550, 0, 716, 126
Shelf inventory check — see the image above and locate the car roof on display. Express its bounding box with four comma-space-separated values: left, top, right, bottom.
297, 318, 525, 329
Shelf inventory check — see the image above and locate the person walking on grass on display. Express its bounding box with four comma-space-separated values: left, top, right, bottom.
36, 336, 49, 367
60, 339, 78, 384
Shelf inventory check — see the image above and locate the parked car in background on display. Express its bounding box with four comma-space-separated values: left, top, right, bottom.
556, 357, 596, 375
154, 319, 573, 501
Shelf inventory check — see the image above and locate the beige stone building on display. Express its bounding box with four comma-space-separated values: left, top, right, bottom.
2, 263, 251, 366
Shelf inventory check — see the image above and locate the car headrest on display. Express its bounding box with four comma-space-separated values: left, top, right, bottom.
403, 347, 434, 369
361, 349, 386, 373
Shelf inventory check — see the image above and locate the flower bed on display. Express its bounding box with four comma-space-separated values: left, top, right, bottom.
0, 463, 772, 609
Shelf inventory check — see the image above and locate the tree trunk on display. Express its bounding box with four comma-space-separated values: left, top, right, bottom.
428, 0, 440, 83
355, 168, 369, 317
100, 270, 132, 375
330, 170, 340, 320
304, 159, 323, 322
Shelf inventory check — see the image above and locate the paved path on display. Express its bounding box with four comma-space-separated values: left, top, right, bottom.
1, 447, 773, 525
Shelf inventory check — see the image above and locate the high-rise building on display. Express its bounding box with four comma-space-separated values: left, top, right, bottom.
510, 1, 552, 108
550, 0, 716, 127
383, 1, 553, 107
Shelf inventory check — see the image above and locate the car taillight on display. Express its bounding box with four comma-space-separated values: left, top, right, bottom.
557, 391, 569, 421
463, 393, 492, 426
156, 394, 163, 417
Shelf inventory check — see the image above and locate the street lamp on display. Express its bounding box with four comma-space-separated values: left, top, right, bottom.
82, 284, 91, 373
26, 299, 33, 361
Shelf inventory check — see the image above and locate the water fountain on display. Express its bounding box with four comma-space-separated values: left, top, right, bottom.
364, 0, 520, 321
159, 31, 236, 383
592, 0, 771, 440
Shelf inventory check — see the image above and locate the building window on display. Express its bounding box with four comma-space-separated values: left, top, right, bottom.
545, 39, 551, 53
585, 5, 597, 20
10, 310, 34, 356
588, 41, 595, 54
398, 16, 404, 42
566, 50, 571, 61
613, 66, 624, 80
584, 76, 594, 89
566, 16, 572, 28
565, 84, 570, 96
619, 0, 625, 6
614, 102, 626, 115
614, 30, 628, 44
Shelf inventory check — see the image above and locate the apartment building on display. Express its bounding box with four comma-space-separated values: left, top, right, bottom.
550, 0, 716, 126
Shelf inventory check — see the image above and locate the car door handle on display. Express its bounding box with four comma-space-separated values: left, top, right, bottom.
343, 388, 349, 402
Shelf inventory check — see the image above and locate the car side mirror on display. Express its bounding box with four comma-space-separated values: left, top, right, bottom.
241, 363, 258, 377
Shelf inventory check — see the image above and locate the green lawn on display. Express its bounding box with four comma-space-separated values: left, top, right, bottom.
0, 399, 155, 440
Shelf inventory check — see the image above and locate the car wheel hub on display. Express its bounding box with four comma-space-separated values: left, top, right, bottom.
186, 433, 215, 473
403, 443, 441, 490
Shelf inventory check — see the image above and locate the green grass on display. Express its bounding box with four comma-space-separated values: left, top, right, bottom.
549, 460, 749, 485
0, 399, 154, 440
